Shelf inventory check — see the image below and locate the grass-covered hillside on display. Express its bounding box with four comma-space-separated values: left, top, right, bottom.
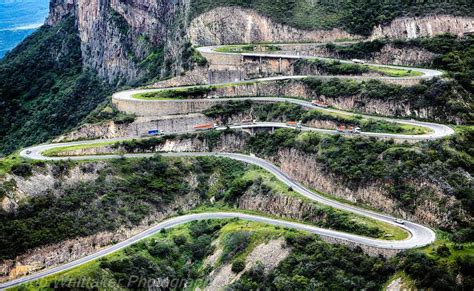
329, 34, 474, 101
1, 155, 397, 261
14, 219, 474, 291
190, 0, 474, 35
0, 17, 112, 156
67, 128, 471, 242
14, 220, 395, 291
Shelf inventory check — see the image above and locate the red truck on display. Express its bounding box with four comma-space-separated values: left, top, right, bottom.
287, 121, 302, 129
337, 125, 361, 134
194, 123, 218, 131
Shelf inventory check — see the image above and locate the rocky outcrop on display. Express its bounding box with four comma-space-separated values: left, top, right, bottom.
46, 0, 192, 84
0, 190, 201, 282
54, 132, 248, 156
205, 238, 290, 290
46, 0, 75, 26
371, 15, 474, 39
271, 148, 460, 229
369, 44, 438, 66
45, 0, 473, 85
238, 190, 330, 226
275, 43, 438, 67
1, 163, 106, 212
189, 7, 359, 45
154, 67, 209, 88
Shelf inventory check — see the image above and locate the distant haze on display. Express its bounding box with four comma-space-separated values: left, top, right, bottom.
0, 0, 49, 58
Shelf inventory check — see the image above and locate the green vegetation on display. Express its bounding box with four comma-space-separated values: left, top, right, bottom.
231, 259, 246, 273
0, 17, 112, 156
215, 44, 281, 53
15, 220, 226, 290
204, 100, 429, 135
230, 234, 394, 290
109, 10, 129, 35
0, 153, 33, 177
396, 237, 474, 290
230, 233, 474, 290
302, 77, 472, 123
13, 220, 401, 291
182, 42, 208, 70
329, 34, 474, 95
294, 58, 369, 75
138, 46, 166, 83
133, 86, 211, 100
13, 219, 473, 291
246, 127, 473, 239
0, 156, 196, 259
42, 142, 115, 157
1, 154, 403, 261
368, 66, 422, 77
84, 104, 136, 125
189, 0, 473, 36
294, 58, 421, 77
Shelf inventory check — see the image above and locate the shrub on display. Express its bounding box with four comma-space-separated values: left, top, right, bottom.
221, 231, 251, 262
231, 259, 246, 273
173, 235, 187, 246
11, 163, 33, 177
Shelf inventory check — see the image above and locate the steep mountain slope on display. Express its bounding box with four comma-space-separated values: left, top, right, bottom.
47, 0, 474, 84
0, 1, 473, 289
0, 17, 111, 155
0, 0, 473, 155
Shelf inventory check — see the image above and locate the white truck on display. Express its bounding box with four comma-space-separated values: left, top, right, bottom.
352, 59, 366, 64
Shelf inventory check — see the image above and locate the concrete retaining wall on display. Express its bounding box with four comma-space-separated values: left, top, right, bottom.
114, 79, 425, 118
204, 51, 422, 86
113, 99, 229, 117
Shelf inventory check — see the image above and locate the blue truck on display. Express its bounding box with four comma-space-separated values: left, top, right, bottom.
148, 129, 164, 136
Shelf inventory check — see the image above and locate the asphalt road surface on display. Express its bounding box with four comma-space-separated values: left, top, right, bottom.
1, 43, 448, 289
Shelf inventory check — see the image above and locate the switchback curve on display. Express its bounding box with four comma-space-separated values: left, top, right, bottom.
2, 43, 451, 289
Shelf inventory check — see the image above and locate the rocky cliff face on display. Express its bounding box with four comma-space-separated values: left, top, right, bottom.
189, 7, 358, 45
270, 148, 461, 229
0, 190, 201, 281
370, 15, 474, 39
47, 0, 191, 84
275, 43, 438, 67
45, 1, 473, 85
1, 163, 106, 212
54, 114, 214, 142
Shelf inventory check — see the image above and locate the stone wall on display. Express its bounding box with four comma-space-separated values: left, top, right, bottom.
203, 50, 423, 85
115, 79, 430, 119
55, 114, 214, 142
113, 98, 225, 117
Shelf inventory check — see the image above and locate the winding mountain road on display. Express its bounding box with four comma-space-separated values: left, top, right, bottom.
1, 44, 451, 289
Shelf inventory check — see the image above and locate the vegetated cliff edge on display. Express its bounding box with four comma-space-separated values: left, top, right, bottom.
46, 0, 474, 85
1, 0, 471, 155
